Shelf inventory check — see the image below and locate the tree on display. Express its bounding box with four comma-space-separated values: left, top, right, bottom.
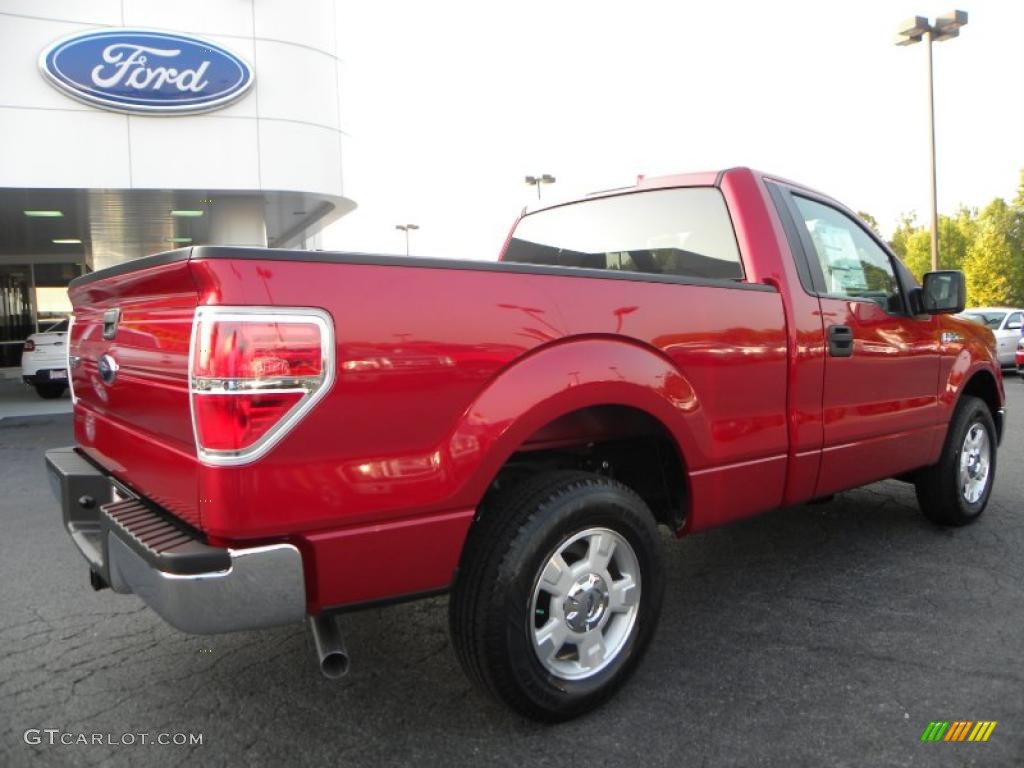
891, 208, 976, 281
938, 206, 976, 271
962, 198, 1024, 308
890, 213, 932, 280
886, 169, 1024, 304
856, 210, 881, 236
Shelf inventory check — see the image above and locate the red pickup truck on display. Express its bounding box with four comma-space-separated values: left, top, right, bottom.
46, 167, 1005, 721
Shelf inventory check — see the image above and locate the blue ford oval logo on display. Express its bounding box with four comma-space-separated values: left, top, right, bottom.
39, 29, 254, 115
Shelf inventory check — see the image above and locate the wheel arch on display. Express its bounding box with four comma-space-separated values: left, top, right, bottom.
956, 367, 1004, 443
444, 336, 699, 528
483, 403, 690, 529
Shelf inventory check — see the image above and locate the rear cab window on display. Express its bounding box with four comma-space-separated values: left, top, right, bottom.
502, 187, 745, 282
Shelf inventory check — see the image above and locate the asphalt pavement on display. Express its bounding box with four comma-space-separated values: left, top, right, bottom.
1, 380, 1022, 767
0, 378, 71, 421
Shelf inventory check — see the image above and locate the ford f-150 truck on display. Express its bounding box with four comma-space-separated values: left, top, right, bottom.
46, 167, 1005, 721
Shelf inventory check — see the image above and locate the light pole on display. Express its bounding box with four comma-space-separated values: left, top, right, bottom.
896, 10, 967, 273
525, 174, 556, 200
395, 223, 419, 256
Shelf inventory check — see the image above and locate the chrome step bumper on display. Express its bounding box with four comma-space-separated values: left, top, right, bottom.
45, 446, 306, 634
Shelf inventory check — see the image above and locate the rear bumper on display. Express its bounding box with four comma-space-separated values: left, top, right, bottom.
45, 446, 307, 634
23, 369, 68, 385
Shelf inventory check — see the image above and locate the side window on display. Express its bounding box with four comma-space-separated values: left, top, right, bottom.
1007, 312, 1023, 331
792, 195, 902, 312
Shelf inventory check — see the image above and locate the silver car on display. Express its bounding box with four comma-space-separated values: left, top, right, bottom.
958, 307, 1023, 367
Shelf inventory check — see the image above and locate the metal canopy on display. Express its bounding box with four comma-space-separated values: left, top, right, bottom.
0, 188, 355, 270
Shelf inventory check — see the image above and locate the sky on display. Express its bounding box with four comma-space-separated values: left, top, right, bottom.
323, 0, 1024, 261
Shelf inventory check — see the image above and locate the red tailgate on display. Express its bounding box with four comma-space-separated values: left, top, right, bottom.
68, 256, 202, 528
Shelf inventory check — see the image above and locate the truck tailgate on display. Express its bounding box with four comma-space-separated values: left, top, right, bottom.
68, 256, 202, 528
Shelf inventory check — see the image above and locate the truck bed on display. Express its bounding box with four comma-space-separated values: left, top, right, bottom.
68, 246, 788, 607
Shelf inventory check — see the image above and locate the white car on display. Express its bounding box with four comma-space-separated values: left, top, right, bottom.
21, 318, 70, 399
957, 307, 1024, 368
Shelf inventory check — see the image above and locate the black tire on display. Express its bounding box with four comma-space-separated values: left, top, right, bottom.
914, 395, 997, 526
448, 470, 664, 721
34, 383, 66, 399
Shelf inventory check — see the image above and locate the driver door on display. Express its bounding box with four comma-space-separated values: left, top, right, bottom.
783, 192, 942, 497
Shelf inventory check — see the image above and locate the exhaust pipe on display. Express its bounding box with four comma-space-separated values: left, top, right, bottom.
308, 613, 350, 679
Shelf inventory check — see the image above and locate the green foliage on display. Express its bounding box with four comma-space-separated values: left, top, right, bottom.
891, 174, 1024, 307
856, 211, 881, 236
963, 199, 1024, 307
939, 206, 976, 271
890, 213, 932, 280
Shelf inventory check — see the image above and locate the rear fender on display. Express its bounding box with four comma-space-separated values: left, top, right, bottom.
442, 336, 701, 508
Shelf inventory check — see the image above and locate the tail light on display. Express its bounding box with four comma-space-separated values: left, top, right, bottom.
189, 307, 334, 465
23, 339, 35, 351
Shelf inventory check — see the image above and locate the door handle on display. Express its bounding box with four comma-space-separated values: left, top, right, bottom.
827, 324, 854, 357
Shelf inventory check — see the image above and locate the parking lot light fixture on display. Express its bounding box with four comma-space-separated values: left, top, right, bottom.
525, 174, 556, 200
895, 10, 968, 272
395, 223, 419, 256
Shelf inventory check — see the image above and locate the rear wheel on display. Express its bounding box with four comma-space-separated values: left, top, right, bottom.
34, 383, 66, 399
914, 395, 996, 526
449, 470, 664, 721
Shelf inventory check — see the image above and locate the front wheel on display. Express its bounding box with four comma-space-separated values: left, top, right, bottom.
448, 471, 664, 721
914, 395, 997, 526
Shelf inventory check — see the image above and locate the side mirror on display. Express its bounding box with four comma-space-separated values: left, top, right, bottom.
1007, 320, 1022, 331
920, 270, 966, 315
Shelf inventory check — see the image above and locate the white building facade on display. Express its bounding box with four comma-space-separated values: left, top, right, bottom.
0, 0, 353, 364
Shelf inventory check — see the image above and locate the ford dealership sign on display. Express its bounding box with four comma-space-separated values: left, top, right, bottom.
39, 29, 254, 115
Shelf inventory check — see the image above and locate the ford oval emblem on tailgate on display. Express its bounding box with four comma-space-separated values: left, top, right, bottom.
98, 354, 119, 385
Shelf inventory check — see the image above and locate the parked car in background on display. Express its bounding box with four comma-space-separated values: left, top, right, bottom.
957, 307, 1023, 368
21, 318, 69, 398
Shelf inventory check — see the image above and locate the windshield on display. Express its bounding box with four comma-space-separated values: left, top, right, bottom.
960, 312, 1006, 330
503, 187, 744, 281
